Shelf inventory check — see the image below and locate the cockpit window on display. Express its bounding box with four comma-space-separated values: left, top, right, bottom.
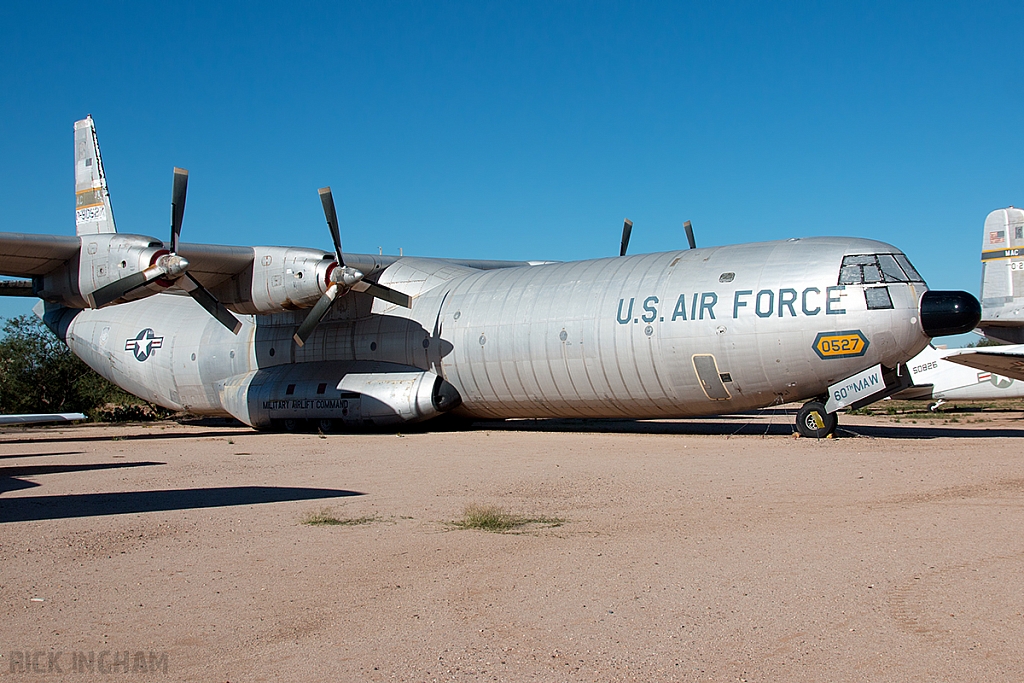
877, 254, 907, 282
838, 253, 925, 285
893, 254, 923, 282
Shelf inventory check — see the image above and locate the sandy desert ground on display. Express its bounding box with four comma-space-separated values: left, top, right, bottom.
2, 407, 1024, 682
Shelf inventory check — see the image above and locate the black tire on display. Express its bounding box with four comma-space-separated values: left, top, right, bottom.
796, 401, 838, 438
282, 417, 303, 433
316, 418, 336, 434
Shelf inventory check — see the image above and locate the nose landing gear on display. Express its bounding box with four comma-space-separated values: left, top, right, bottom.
796, 400, 838, 438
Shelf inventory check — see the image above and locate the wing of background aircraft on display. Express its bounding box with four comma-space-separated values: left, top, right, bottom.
939, 345, 1024, 381
0, 413, 87, 426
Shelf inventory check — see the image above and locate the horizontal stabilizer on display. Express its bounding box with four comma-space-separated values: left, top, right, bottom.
978, 323, 1024, 345
942, 344, 1024, 381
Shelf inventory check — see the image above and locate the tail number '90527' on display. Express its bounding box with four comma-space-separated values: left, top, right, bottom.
812, 330, 869, 359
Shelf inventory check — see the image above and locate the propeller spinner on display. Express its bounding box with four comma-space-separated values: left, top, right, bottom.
90, 168, 242, 334
292, 187, 412, 347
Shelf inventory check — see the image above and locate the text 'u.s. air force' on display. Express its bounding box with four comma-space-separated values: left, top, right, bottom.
616, 286, 847, 324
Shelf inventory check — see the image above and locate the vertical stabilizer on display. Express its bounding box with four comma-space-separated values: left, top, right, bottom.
978, 207, 1024, 343
980, 208, 1024, 307
74, 116, 117, 235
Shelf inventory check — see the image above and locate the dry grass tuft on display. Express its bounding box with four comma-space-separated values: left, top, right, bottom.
301, 507, 376, 527
452, 504, 564, 533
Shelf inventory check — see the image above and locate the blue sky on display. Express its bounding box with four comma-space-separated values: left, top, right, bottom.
1, 1, 1022, 342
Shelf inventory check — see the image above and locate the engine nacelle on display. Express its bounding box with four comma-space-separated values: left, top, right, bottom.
35, 238, 383, 317
217, 361, 461, 429
232, 247, 335, 315
35, 233, 165, 308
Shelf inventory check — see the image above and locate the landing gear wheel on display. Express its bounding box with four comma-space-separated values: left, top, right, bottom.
282, 417, 302, 433
316, 418, 336, 434
796, 401, 838, 438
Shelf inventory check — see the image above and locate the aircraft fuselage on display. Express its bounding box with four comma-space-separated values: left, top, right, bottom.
50, 236, 932, 428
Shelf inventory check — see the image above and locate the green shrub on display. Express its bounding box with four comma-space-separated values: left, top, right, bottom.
0, 315, 162, 420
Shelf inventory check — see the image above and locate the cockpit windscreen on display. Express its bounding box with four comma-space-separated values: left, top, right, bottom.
838, 253, 924, 285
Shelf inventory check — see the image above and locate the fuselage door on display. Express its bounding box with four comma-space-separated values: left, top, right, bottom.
692, 354, 731, 400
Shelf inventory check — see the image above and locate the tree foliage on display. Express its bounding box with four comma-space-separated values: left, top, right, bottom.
0, 315, 144, 416
964, 337, 1006, 348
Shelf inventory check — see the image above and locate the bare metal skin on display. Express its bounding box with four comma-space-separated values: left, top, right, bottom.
1, 117, 979, 433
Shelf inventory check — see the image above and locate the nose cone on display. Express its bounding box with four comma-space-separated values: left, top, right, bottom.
920, 290, 982, 337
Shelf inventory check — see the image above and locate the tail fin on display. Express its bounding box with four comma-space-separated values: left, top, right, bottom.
74, 116, 117, 235
978, 207, 1024, 342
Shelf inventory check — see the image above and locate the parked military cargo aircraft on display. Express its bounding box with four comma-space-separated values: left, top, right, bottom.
0, 118, 981, 437
899, 342, 1024, 408
895, 207, 1024, 407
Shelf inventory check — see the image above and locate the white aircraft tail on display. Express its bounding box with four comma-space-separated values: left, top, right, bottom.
979, 207, 1024, 342
74, 116, 117, 235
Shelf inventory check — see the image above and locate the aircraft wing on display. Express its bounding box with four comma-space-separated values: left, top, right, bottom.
978, 322, 1024, 345
0, 233, 81, 277
0, 412, 87, 426
1, 117, 556, 341
0, 234, 259, 287
0, 232, 545, 286
175, 242, 258, 289
0, 231, 549, 323
941, 345, 1024, 381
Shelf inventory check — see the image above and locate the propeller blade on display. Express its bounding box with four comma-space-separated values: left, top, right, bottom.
171, 168, 189, 254
296, 185, 408, 344
684, 220, 696, 250
91, 270, 155, 308
318, 187, 345, 267
353, 281, 413, 308
620, 219, 633, 257
180, 273, 243, 334
293, 285, 339, 346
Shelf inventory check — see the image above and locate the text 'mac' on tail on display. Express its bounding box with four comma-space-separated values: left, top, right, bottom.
979, 207, 1024, 342
74, 116, 117, 236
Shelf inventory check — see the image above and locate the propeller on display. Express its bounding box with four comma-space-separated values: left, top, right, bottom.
292, 187, 412, 347
90, 168, 242, 334
620, 219, 633, 256
615, 218, 696, 256
684, 220, 696, 250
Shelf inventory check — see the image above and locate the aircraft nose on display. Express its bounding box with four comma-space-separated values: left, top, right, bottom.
919, 290, 982, 337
